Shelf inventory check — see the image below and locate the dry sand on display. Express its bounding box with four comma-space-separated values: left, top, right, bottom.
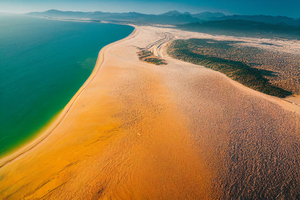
0, 26, 300, 199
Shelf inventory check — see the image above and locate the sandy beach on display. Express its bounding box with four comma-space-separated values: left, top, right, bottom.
0, 25, 300, 199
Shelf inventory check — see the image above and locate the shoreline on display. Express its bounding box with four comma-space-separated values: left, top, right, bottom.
0, 25, 137, 168
1, 25, 299, 200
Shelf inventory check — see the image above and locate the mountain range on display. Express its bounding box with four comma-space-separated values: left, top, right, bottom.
214, 15, 300, 27
177, 20, 300, 40
26, 9, 300, 39
27, 9, 201, 24
27, 9, 300, 27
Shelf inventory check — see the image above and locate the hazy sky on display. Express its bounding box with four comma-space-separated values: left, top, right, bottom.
0, 0, 299, 18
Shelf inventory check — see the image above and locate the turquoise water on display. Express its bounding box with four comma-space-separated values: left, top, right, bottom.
0, 14, 134, 156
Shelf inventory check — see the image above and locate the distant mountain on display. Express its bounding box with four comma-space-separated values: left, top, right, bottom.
183, 12, 192, 16
192, 12, 226, 21
177, 20, 300, 39
27, 9, 201, 25
160, 11, 226, 21
29, 9, 90, 18
213, 15, 300, 27
26, 9, 300, 33
161, 10, 182, 16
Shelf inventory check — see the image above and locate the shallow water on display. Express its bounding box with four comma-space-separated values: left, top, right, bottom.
0, 14, 134, 156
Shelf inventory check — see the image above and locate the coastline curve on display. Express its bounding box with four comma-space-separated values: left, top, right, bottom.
0, 24, 138, 168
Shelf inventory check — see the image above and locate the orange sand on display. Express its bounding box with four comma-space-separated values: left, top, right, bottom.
0, 26, 299, 199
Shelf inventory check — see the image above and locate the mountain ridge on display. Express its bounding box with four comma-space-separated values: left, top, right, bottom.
177, 20, 300, 39
27, 9, 300, 27
27, 9, 201, 24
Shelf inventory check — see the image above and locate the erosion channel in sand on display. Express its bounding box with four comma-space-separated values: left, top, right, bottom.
0, 25, 299, 199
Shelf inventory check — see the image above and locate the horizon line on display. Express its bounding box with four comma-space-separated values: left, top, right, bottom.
1, 9, 299, 19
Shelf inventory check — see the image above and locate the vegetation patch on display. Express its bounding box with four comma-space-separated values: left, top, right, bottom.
167, 39, 292, 98
138, 50, 167, 65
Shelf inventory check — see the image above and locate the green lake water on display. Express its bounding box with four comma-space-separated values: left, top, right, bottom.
0, 14, 134, 156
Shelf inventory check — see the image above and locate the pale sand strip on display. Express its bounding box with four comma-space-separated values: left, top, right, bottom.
285, 95, 300, 106
0, 25, 138, 168
0, 26, 299, 199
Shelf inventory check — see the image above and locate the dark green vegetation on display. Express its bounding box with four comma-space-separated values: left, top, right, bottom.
167, 39, 293, 98
138, 50, 167, 65
176, 20, 300, 40
176, 39, 300, 94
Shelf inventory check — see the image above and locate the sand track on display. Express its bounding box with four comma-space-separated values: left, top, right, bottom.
0, 26, 299, 199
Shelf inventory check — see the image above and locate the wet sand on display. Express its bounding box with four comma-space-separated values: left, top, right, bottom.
0, 26, 299, 199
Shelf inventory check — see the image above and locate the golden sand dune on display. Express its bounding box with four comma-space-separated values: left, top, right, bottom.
0, 26, 300, 199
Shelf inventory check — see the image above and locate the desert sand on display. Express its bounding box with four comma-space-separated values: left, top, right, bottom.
0, 25, 300, 199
